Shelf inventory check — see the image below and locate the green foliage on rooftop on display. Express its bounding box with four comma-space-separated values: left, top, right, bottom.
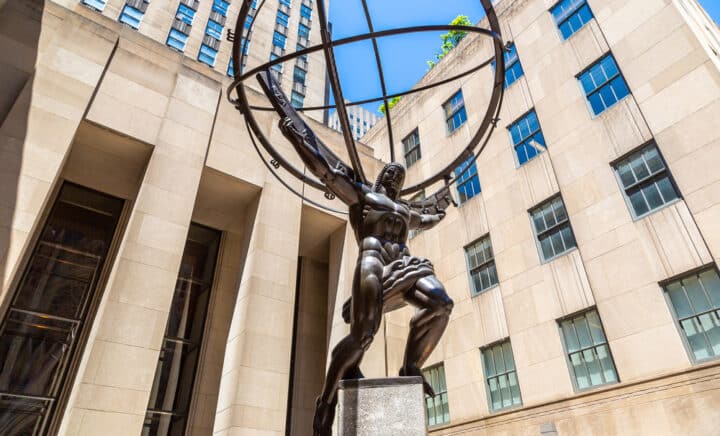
378, 96, 402, 115
427, 15, 472, 70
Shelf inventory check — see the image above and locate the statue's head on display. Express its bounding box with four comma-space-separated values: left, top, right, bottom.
374, 162, 406, 199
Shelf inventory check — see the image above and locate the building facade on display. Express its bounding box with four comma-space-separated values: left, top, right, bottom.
327, 103, 381, 141
364, 0, 720, 433
0, 0, 720, 436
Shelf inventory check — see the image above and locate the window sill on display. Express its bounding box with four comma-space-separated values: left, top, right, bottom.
572, 379, 619, 395
487, 403, 523, 415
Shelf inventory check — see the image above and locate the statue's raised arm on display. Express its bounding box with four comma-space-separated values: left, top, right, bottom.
257, 71, 362, 206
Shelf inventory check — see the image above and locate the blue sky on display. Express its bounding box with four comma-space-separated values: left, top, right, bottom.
327, 0, 720, 116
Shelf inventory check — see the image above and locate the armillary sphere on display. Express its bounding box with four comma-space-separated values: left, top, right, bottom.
226, 0, 507, 214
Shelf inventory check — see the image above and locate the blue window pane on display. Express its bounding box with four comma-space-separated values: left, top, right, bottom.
455, 156, 481, 203
119, 5, 144, 29
299, 24, 310, 39
212, 0, 230, 16
167, 29, 188, 51
198, 44, 218, 67
206, 20, 223, 40
227, 59, 234, 77
580, 55, 630, 116
301, 4, 312, 19
177, 4, 195, 23
81, 0, 107, 11
551, 0, 594, 40
508, 110, 546, 166
273, 31, 287, 48
276, 11, 289, 27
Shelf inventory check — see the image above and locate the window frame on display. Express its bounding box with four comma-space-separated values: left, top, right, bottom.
464, 234, 499, 296
443, 90, 468, 135
529, 195, 577, 263
549, 0, 594, 40
503, 42, 524, 88
422, 363, 451, 427
507, 108, 547, 167
611, 141, 682, 220
660, 265, 720, 365
576, 53, 631, 117
402, 128, 422, 169
454, 155, 481, 205
480, 339, 523, 413
557, 308, 620, 392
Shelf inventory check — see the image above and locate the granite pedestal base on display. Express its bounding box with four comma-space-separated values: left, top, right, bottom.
337, 376, 427, 436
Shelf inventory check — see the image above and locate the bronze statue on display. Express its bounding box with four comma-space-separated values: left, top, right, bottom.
257, 72, 455, 435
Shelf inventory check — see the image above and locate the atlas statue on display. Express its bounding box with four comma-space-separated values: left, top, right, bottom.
257, 72, 455, 434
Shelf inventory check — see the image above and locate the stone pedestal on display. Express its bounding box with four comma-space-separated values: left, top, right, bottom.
337, 377, 427, 436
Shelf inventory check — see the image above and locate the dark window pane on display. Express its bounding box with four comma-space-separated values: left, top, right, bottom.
142, 412, 187, 436
629, 189, 649, 216
0, 396, 51, 436
642, 183, 664, 210
656, 176, 679, 204
147, 341, 199, 414
165, 281, 211, 342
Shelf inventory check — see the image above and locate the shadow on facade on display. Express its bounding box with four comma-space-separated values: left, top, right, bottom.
0, 0, 45, 293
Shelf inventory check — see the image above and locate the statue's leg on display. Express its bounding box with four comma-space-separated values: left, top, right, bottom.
313, 247, 384, 436
400, 275, 454, 396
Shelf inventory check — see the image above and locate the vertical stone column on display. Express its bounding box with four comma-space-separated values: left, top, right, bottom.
0, 6, 117, 301
60, 67, 220, 435
214, 181, 303, 435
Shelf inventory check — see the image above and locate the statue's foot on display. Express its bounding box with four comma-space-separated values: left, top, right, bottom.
342, 365, 365, 381
399, 365, 435, 398
313, 396, 336, 436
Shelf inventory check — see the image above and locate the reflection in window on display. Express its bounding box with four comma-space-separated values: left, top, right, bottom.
423, 364, 450, 427
143, 224, 221, 436
0, 183, 124, 435
481, 340, 521, 411
559, 310, 618, 390
465, 235, 498, 295
613, 143, 680, 218
454, 155, 481, 204
664, 268, 720, 362
508, 110, 546, 166
530, 196, 577, 262
443, 90, 467, 134
402, 129, 422, 169
578, 54, 630, 116
551, 0, 594, 40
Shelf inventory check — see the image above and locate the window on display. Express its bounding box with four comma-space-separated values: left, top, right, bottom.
301, 4, 312, 19
530, 196, 577, 262
663, 268, 720, 362
551, 0, 594, 39
613, 143, 680, 219
212, 0, 229, 16
0, 183, 123, 435
81, 0, 107, 11
402, 129, 421, 168
293, 66, 306, 84
291, 91, 304, 109
443, 90, 467, 134
508, 110, 546, 166
481, 341, 521, 412
465, 236, 498, 295
227, 58, 235, 77
241, 37, 250, 55
144, 224, 221, 436
198, 44, 218, 67
559, 310, 618, 390
273, 31, 287, 48
276, 10, 289, 28
280, 0, 292, 6
205, 20, 223, 40
423, 364, 450, 427
119, 3, 146, 29
167, 4, 195, 51
408, 190, 425, 240
578, 54, 630, 116
503, 43, 524, 88
270, 53, 283, 72
455, 155, 481, 204
298, 23, 311, 39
